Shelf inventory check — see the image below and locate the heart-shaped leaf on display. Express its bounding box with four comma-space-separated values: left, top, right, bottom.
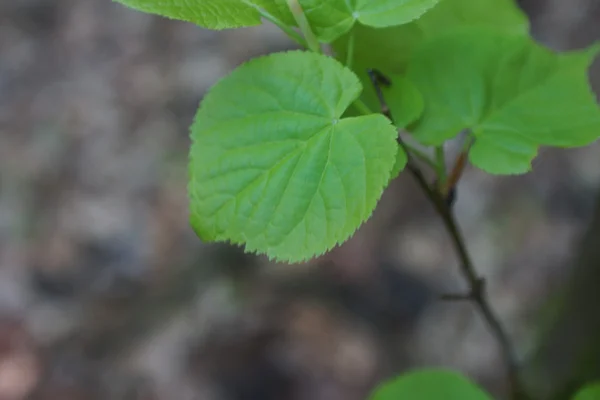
189, 51, 401, 262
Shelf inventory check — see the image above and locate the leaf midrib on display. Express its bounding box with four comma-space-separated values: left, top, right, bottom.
266, 126, 336, 247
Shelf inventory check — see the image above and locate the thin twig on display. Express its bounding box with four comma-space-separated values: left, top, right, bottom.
410, 149, 527, 399
443, 137, 472, 197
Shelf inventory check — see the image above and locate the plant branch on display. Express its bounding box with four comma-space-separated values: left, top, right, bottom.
408, 154, 527, 399
366, 68, 528, 399
442, 138, 471, 198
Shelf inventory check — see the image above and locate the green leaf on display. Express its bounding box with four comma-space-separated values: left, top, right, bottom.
340, 74, 418, 183
571, 382, 600, 400
344, 71, 424, 122
333, 0, 528, 125
189, 50, 400, 262
333, 0, 528, 86
389, 144, 408, 181
382, 74, 425, 129
294, 0, 357, 43
254, 0, 296, 26
353, 0, 442, 28
113, 0, 291, 30
297, 0, 441, 43
368, 369, 493, 400
404, 29, 600, 174
415, 0, 528, 36
381, 75, 421, 181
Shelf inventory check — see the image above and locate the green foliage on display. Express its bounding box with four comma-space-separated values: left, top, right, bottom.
382, 74, 425, 129
352, 0, 441, 28
404, 29, 600, 173
114, 0, 442, 41
333, 0, 528, 73
115, 0, 600, 260
381, 75, 424, 180
288, 0, 442, 43
368, 369, 493, 400
113, 0, 293, 29
116, 0, 600, 261
113, 0, 600, 397
332, 0, 528, 118
189, 51, 400, 262
416, 0, 528, 35
572, 382, 600, 400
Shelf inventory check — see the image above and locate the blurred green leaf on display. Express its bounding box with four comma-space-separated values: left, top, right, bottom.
368, 368, 493, 400
571, 382, 600, 400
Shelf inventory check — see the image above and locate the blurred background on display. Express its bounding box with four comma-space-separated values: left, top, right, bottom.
0, 0, 599, 399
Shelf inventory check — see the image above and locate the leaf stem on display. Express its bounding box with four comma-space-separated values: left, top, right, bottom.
287, 0, 321, 53
442, 136, 473, 197
346, 29, 355, 70
256, 7, 308, 48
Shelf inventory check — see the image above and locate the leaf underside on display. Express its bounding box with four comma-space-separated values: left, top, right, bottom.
189, 50, 401, 262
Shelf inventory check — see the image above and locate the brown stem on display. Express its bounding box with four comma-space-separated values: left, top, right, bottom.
443, 151, 468, 197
